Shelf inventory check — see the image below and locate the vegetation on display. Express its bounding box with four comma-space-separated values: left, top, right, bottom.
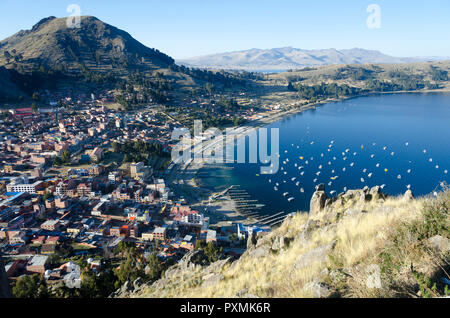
112, 140, 170, 166
139, 188, 449, 298
12, 274, 48, 298
290, 82, 363, 100
53, 150, 71, 166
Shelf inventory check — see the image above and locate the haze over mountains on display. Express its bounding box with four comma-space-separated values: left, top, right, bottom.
178, 47, 448, 71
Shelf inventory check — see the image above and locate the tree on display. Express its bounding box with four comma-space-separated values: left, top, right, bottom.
31, 103, 38, 112
204, 241, 223, 263
146, 253, 165, 281
12, 274, 48, 298
61, 151, 71, 164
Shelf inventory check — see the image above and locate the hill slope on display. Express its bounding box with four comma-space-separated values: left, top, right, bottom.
0, 16, 174, 76
179, 47, 446, 71
124, 186, 449, 298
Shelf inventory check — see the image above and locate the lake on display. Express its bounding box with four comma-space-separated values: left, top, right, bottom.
199, 93, 450, 215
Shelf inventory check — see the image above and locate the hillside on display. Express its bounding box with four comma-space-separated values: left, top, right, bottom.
0, 16, 174, 76
122, 185, 449, 298
0, 16, 253, 104
178, 47, 446, 71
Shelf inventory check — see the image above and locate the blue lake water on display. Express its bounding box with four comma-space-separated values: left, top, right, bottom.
199, 93, 450, 215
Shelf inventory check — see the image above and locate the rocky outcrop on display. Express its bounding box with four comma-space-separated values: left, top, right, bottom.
403, 190, 414, 201
310, 184, 328, 214
126, 185, 447, 298
0, 254, 12, 298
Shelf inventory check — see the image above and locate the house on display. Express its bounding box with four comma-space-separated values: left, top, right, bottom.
77, 183, 91, 197
41, 219, 60, 231
89, 164, 104, 176
152, 227, 166, 241
26, 255, 49, 274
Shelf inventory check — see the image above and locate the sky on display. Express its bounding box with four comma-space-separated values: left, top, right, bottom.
0, 0, 449, 59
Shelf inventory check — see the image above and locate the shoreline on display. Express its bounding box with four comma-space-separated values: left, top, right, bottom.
170, 88, 450, 226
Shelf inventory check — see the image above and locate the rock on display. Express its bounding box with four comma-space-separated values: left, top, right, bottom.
298, 218, 319, 242
369, 186, 385, 201
403, 190, 414, 201
344, 209, 364, 217
428, 235, 450, 253
293, 241, 337, 270
248, 244, 271, 258
0, 254, 12, 298
359, 192, 371, 203
310, 190, 328, 215
247, 231, 257, 249
202, 273, 224, 288
316, 183, 325, 191
204, 258, 232, 274
133, 277, 143, 291
304, 280, 332, 298
235, 289, 259, 298
363, 186, 369, 193
271, 236, 291, 251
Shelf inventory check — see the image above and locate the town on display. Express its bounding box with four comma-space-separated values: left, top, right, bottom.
0, 88, 272, 297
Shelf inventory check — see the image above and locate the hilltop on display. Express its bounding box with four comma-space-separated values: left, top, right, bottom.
121, 185, 449, 298
0, 16, 250, 104
178, 47, 447, 71
0, 16, 174, 75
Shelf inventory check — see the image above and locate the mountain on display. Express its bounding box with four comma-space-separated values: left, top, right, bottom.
0, 16, 175, 76
0, 16, 248, 103
178, 47, 447, 71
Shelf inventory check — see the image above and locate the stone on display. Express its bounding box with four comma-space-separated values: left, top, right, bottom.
304, 280, 332, 298
292, 241, 337, 270
428, 235, 450, 253
310, 190, 328, 215
133, 277, 143, 291
298, 218, 319, 242
247, 231, 257, 249
369, 186, 385, 200
403, 190, 414, 201
248, 244, 271, 258
202, 273, 224, 288
316, 183, 325, 191
344, 209, 364, 217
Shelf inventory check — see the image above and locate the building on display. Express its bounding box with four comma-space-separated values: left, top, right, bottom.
6, 178, 44, 194
41, 219, 60, 231
77, 183, 91, 197
152, 227, 166, 241
89, 164, 104, 176
26, 255, 49, 274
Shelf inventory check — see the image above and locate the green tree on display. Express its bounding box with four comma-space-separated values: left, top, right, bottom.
12, 274, 48, 298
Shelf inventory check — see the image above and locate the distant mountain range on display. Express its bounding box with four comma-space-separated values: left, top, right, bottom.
178, 47, 448, 71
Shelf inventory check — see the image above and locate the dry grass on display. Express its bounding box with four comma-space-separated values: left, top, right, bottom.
139, 191, 449, 298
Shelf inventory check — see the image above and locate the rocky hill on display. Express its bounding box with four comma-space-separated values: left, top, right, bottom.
0, 16, 174, 76
120, 185, 449, 298
178, 47, 446, 71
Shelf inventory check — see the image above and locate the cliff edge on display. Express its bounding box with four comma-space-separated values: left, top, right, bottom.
123, 185, 449, 298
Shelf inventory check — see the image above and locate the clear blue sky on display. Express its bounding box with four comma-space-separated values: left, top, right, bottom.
0, 0, 449, 59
